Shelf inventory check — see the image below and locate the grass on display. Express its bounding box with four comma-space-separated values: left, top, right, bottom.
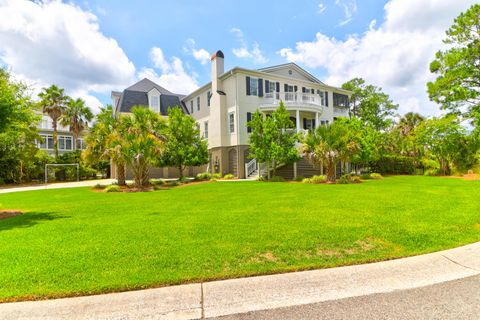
0, 176, 479, 301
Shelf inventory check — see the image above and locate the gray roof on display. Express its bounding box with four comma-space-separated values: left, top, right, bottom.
115, 78, 188, 115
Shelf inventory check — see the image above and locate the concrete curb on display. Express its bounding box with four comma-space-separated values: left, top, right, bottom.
0, 242, 479, 320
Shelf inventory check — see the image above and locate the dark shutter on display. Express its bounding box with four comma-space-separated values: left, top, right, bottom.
302, 87, 306, 93
294, 85, 298, 92
246, 76, 251, 96
258, 78, 263, 97
311, 89, 315, 94
284, 84, 288, 92
312, 119, 316, 129
303, 118, 307, 129
265, 80, 270, 93
276, 82, 280, 92
247, 112, 252, 133
325, 91, 329, 107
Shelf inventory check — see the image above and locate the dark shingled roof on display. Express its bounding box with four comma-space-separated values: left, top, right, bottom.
115, 78, 189, 115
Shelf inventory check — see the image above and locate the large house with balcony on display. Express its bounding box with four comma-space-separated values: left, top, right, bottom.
111, 50, 351, 179
36, 114, 87, 156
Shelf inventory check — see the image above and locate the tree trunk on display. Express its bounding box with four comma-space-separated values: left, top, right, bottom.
117, 162, 126, 186
73, 130, 78, 151
178, 164, 184, 180
326, 158, 336, 182
53, 120, 59, 159
272, 160, 277, 177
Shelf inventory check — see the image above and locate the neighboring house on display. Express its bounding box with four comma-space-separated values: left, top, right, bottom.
111, 50, 351, 179
36, 114, 87, 156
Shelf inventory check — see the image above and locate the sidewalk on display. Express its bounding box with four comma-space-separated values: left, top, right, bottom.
0, 179, 115, 194
0, 241, 478, 319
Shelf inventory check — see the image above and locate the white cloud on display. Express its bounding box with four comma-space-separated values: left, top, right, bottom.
138, 47, 199, 95
183, 38, 210, 65
230, 28, 268, 64
0, 0, 136, 113
317, 3, 326, 14
279, 0, 478, 116
335, 0, 357, 26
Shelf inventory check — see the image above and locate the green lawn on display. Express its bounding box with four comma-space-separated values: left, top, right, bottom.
0, 176, 479, 301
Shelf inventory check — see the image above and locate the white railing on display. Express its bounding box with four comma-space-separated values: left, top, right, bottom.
334, 106, 349, 116
245, 158, 258, 177
263, 92, 324, 107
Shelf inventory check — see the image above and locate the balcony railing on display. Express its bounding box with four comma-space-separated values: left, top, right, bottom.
263, 92, 324, 107
333, 106, 349, 116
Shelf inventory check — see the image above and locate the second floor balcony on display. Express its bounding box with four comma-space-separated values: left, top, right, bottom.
260, 92, 325, 111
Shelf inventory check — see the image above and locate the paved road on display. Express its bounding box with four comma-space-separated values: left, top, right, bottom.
214, 274, 480, 320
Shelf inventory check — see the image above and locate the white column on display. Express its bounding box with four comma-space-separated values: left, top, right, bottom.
315, 112, 319, 129
296, 109, 300, 133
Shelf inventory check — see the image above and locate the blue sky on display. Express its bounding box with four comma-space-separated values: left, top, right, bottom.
0, 0, 476, 115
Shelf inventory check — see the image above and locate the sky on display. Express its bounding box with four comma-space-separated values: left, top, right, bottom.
0, 0, 477, 116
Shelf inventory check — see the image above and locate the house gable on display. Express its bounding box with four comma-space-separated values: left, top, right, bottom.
258, 63, 324, 85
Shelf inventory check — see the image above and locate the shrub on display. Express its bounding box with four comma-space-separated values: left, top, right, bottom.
0, 178, 5, 185
179, 176, 190, 183
294, 175, 305, 182
270, 176, 285, 182
350, 175, 361, 183
195, 172, 212, 181
256, 175, 266, 182
92, 184, 106, 190
302, 178, 312, 184
424, 169, 439, 176
360, 173, 372, 180
105, 185, 121, 193
149, 178, 165, 186
337, 175, 350, 184
210, 173, 222, 181
310, 175, 327, 184
167, 181, 180, 187
370, 173, 383, 180
222, 173, 235, 180
153, 184, 163, 191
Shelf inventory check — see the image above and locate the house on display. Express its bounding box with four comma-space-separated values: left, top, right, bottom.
183, 50, 351, 179
111, 50, 351, 179
36, 114, 87, 155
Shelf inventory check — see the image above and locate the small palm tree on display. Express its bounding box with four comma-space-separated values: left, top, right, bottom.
38, 85, 69, 159
60, 98, 93, 150
302, 121, 359, 182
397, 112, 425, 167
84, 105, 127, 186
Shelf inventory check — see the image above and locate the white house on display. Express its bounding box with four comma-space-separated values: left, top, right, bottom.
111, 50, 351, 179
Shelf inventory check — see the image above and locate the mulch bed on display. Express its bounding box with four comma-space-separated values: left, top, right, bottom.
0, 210, 23, 220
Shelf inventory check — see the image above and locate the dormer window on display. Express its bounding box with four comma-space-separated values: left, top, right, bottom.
150, 95, 160, 113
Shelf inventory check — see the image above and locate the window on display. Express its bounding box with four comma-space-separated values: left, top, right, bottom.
190, 100, 194, 114
246, 77, 258, 96
204, 121, 208, 139
228, 112, 235, 134
40, 119, 49, 129
207, 91, 211, 107
77, 138, 86, 150
247, 112, 252, 133
304, 118, 315, 130
150, 95, 160, 113
38, 134, 54, 150
333, 93, 349, 107
197, 96, 200, 111
58, 136, 73, 150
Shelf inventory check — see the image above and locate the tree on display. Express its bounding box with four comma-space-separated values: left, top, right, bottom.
0, 68, 41, 183
395, 112, 425, 167
38, 85, 69, 159
159, 107, 208, 179
120, 107, 166, 189
60, 98, 93, 150
415, 115, 466, 175
342, 78, 398, 130
248, 102, 300, 178
84, 105, 128, 186
427, 4, 480, 122
302, 120, 359, 182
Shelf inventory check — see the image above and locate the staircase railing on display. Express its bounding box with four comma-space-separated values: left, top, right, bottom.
245, 158, 258, 178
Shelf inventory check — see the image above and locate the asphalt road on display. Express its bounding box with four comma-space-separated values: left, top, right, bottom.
213, 274, 480, 320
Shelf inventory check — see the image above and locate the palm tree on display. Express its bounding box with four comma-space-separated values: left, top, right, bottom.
120, 107, 166, 189
60, 98, 93, 150
397, 112, 425, 167
83, 105, 127, 186
38, 85, 69, 159
302, 121, 359, 182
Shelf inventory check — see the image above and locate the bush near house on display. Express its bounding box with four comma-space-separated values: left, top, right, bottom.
104, 185, 121, 193
195, 172, 212, 181
222, 173, 235, 180
302, 175, 327, 184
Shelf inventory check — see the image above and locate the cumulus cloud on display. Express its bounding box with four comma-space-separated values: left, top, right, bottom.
335, 0, 357, 26
183, 38, 210, 65
0, 0, 136, 112
138, 47, 199, 95
279, 0, 477, 116
317, 3, 326, 14
231, 28, 268, 64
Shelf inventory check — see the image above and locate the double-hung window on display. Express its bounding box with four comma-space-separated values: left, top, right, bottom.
204, 121, 208, 139
197, 96, 200, 111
